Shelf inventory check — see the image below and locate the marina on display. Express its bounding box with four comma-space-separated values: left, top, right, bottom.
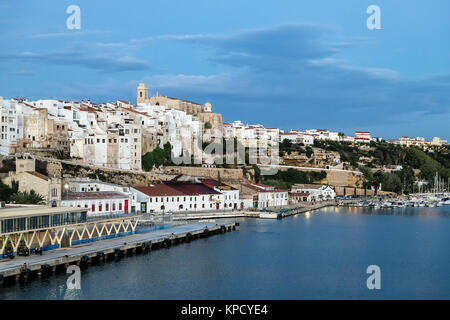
1, 206, 448, 300
337, 192, 450, 209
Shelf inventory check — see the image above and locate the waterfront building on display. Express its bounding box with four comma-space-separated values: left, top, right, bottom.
240, 183, 289, 209
132, 182, 223, 213
291, 184, 336, 201
0, 206, 88, 257
132, 176, 248, 213
60, 177, 136, 215
289, 192, 312, 203
201, 179, 242, 210
60, 191, 132, 216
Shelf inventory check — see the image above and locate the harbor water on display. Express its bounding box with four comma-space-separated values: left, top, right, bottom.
1, 206, 449, 299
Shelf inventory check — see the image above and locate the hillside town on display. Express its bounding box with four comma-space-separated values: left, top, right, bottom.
0, 83, 448, 219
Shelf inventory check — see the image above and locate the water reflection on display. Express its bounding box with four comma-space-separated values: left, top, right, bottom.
1, 206, 449, 300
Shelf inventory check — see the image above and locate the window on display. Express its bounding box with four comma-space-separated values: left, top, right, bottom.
92, 204, 95, 212
119, 203, 122, 211
106, 203, 109, 211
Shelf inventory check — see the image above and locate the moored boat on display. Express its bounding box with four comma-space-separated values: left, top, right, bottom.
259, 212, 282, 219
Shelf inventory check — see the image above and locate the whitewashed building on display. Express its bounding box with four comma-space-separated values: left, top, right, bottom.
241, 183, 289, 209
291, 184, 336, 201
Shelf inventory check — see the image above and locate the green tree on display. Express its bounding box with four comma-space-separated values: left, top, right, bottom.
10, 190, 45, 204
142, 142, 172, 171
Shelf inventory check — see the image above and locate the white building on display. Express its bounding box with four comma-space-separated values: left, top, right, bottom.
241, 183, 289, 209
291, 184, 336, 201
0, 98, 30, 155
132, 179, 246, 213
60, 191, 132, 216
60, 177, 136, 215
289, 192, 312, 204
132, 182, 222, 213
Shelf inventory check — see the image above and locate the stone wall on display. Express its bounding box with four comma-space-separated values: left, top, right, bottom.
164, 166, 244, 183
335, 186, 396, 197
274, 166, 363, 187
43, 159, 174, 187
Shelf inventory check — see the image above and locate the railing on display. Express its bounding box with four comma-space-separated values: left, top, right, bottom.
86, 211, 142, 223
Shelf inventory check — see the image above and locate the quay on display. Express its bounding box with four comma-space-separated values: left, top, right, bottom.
0, 221, 238, 285
170, 202, 334, 221
278, 202, 333, 217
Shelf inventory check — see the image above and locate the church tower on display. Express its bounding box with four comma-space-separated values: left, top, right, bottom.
137, 83, 148, 103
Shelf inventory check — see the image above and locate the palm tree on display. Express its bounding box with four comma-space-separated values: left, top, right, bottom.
10, 190, 45, 205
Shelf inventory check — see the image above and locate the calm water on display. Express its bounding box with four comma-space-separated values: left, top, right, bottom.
1, 206, 449, 300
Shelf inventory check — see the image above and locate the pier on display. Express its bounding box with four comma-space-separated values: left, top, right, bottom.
170, 202, 334, 221
279, 202, 333, 217
0, 221, 238, 285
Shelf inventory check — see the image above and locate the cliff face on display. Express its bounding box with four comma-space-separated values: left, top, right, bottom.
47, 161, 173, 187
280, 149, 342, 168
163, 166, 245, 184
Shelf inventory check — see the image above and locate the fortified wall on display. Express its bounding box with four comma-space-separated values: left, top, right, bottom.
163, 166, 244, 184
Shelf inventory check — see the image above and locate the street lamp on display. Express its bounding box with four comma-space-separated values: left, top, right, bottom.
64, 183, 69, 202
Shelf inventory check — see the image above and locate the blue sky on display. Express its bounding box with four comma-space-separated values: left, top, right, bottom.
1, 0, 449, 140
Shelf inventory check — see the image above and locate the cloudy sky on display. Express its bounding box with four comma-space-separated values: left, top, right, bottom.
1, 0, 449, 140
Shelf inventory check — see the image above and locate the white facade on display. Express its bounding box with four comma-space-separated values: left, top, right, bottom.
61, 178, 135, 215
132, 186, 224, 213
291, 184, 336, 201
0, 98, 28, 155
60, 192, 132, 216
242, 183, 289, 209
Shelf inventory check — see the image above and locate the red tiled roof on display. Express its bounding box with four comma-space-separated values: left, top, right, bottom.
65, 191, 128, 200
201, 179, 237, 190
133, 184, 185, 197
290, 192, 310, 197
165, 182, 221, 195
242, 184, 287, 193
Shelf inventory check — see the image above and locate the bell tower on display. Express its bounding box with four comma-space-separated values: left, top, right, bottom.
137, 83, 149, 103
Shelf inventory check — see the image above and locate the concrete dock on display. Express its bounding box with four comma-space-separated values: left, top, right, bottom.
0, 221, 238, 284
279, 202, 333, 217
